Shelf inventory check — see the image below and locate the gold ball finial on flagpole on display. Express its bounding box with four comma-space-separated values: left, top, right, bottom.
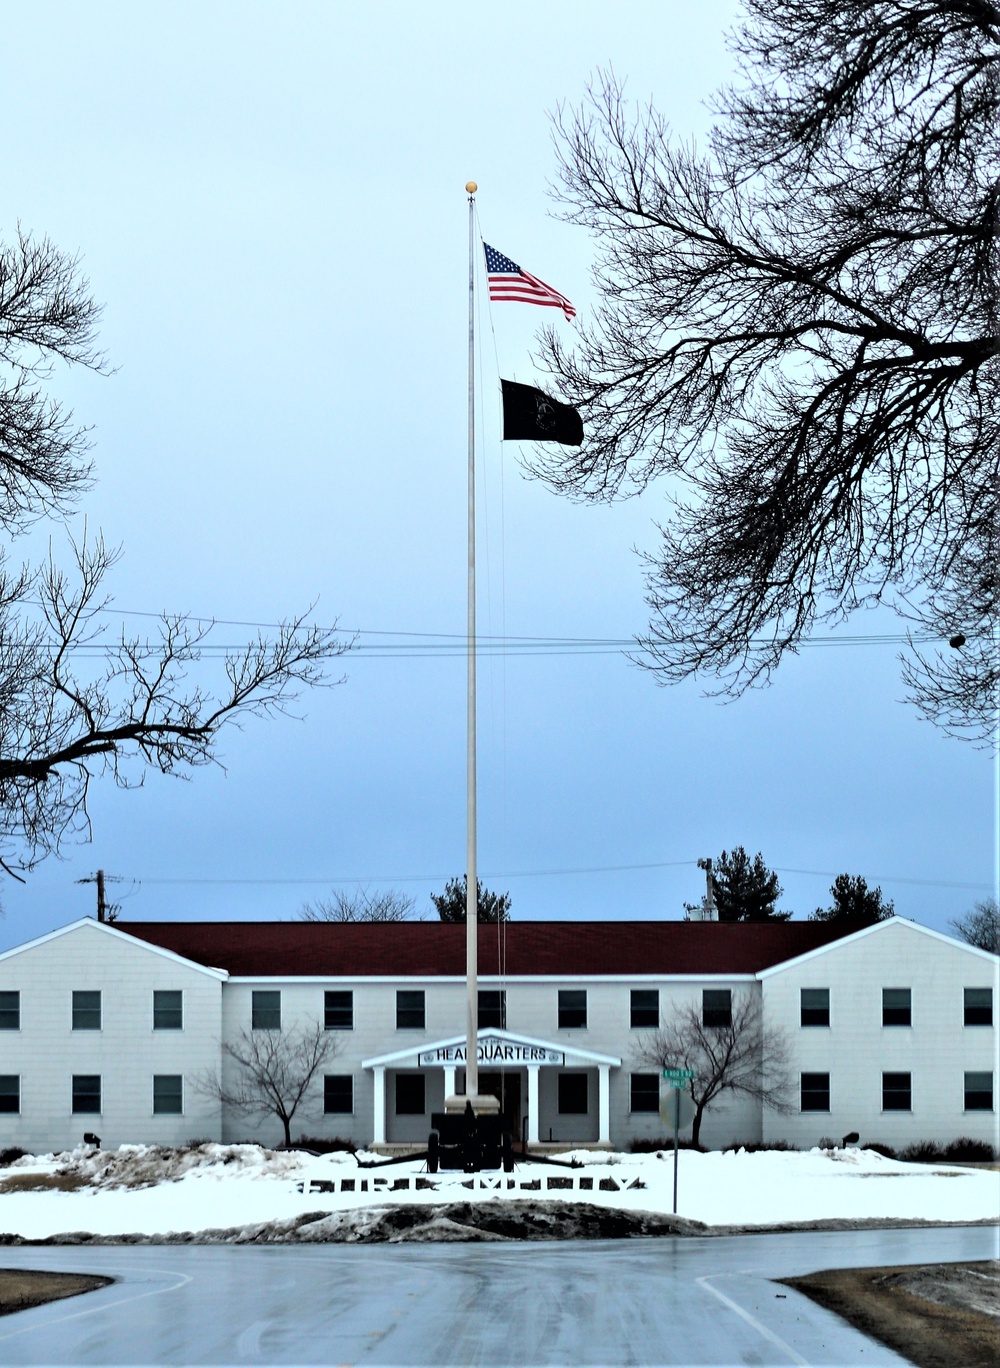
465, 181, 478, 194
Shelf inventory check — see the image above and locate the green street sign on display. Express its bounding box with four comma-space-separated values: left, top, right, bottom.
662, 1068, 695, 1081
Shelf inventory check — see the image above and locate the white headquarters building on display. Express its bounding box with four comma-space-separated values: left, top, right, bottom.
0, 915, 996, 1155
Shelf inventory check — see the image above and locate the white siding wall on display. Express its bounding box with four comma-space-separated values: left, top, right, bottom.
761, 920, 1000, 1151
0, 922, 223, 1152
219, 975, 764, 1149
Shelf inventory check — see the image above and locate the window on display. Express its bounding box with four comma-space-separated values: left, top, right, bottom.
153, 990, 183, 1030
72, 990, 101, 1031
801, 1073, 830, 1112
152, 1075, 183, 1115
703, 989, 732, 1029
800, 988, 830, 1028
0, 991, 19, 1031
882, 988, 911, 1027
395, 1074, 425, 1115
882, 1072, 911, 1111
251, 990, 281, 1030
630, 1073, 659, 1113
558, 1072, 589, 1114
478, 990, 506, 1029
0, 1076, 19, 1114
396, 990, 425, 1030
965, 1072, 994, 1111
72, 1075, 102, 1114
964, 988, 993, 1027
558, 990, 587, 1029
324, 1075, 354, 1114
324, 990, 353, 1031
630, 989, 658, 1028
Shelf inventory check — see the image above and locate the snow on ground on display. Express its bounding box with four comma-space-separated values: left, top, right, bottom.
0, 1143, 995, 1241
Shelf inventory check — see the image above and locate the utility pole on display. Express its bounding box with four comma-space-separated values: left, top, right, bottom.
77, 869, 119, 923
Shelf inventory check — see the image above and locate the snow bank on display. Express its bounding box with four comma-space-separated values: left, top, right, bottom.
0, 1144, 995, 1241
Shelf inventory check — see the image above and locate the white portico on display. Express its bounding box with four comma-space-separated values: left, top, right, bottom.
362, 1029, 621, 1148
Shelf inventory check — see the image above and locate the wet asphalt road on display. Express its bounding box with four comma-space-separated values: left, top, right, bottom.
0, 1225, 995, 1366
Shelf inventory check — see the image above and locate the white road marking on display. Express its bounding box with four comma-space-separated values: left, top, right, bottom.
0, 1265, 193, 1344
696, 1274, 811, 1367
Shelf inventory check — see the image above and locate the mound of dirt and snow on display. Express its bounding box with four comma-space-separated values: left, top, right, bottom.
1, 1143, 996, 1243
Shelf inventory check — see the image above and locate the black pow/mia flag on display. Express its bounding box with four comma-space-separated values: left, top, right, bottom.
501, 379, 583, 446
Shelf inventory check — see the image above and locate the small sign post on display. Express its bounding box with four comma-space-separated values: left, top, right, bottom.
660, 1070, 696, 1214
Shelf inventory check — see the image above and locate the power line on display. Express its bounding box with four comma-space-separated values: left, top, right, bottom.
119, 861, 991, 891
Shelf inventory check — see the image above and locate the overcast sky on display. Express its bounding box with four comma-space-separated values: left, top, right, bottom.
0, 1, 993, 953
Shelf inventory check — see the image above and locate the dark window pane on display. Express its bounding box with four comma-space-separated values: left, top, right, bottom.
558, 990, 587, 1029
800, 988, 830, 1028
801, 1072, 830, 1112
396, 991, 425, 1030
478, 991, 506, 1029
558, 1073, 589, 1115
72, 991, 101, 1031
153, 1075, 183, 1115
882, 1072, 911, 1111
964, 1072, 993, 1111
882, 988, 911, 1027
964, 988, 993, 1027
395, 1074, 425, 1115
0, 991, 19, 1031
0, 1075, 19, 1114
703, 989, 732, 1029
153, 991, 183, 1030
630, 1073, 659, 1113
324, 1075, 353, 1114
630, 989, 658, 1028
325, 991, 353, 1031
72, 1074, 102, 1114
251, 991, 281, 1030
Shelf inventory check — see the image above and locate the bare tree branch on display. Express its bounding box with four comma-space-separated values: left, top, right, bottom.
533, 3, 999, 742
0, 534, 351, 875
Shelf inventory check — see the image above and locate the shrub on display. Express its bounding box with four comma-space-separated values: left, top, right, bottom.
900, 1140, 945, 1163
943, 1137, 996, 1164
722, 1140, 799, 1154
288, 1135, 357, 1154
627, 1137, 704, 1153
863, 1142, 898, 1159
0, 1146, 27, 1166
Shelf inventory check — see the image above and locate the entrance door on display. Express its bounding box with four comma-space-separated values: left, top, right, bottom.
478, 1071, 521, 1140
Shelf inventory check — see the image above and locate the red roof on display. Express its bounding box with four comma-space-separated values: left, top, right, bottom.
114, 920, 856, 978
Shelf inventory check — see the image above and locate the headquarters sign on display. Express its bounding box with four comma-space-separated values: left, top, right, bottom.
419, 1033, 564, 1067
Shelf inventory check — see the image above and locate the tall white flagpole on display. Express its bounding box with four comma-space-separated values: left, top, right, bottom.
464, 181, 479, 1103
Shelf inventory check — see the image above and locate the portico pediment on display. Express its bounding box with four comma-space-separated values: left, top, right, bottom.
362, 1028, 620, 1071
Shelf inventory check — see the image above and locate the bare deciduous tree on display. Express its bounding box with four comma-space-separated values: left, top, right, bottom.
0, 228, 104, 531
0, 228, 350, 880
299, 886, 418, 922
534, 2, 999, 743
949, 897, 1000, 953
195, 1024, 341, 1148
634, 991, 793, 1146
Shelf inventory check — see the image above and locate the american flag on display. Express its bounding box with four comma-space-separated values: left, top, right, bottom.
483, 243, 576, 321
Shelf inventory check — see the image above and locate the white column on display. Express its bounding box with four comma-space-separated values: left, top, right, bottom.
443, 1065, 456, 1102
527, 1067, 540, 1145
373, 1067, 386, 1146
598, 1065, 611, 1145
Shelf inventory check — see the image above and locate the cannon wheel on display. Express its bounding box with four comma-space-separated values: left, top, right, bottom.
427, 1130, 440, 1173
